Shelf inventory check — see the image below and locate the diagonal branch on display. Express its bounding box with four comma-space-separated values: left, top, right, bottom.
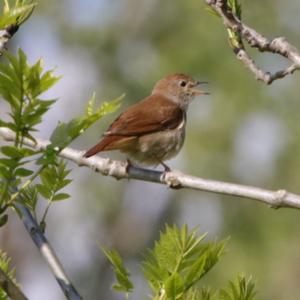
206, 0, 300, 84
0, 267, 28, 300
1, 127, 300, 209
15, 203, 82, 300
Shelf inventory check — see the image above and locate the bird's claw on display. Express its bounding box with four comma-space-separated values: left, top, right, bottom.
161, 169, 182, 189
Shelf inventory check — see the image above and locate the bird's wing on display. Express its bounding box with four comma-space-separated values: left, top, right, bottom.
83, 95, 185, 158
106, 95, 185, 137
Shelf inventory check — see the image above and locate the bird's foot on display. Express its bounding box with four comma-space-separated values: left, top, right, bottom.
125, 158, 133, 174
161, 169, 183, 189
159, 161, 171, 172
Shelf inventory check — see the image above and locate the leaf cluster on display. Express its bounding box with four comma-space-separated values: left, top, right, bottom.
0, 47, 122, 228
143, 224, 226, 298
35, 160, 72, 231
0, 49, 59, 224
102, 224, 257, 300
206, 0, 243, 50
0, 49, 59, 141
220, 275, 256, 300
102, 248, 133, 295
0, 250, 19, 300
48, 93, 123, 152
0, 0, 36, 29
37, 161, 71, 202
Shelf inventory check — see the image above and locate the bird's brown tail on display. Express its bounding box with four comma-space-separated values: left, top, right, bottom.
84, 136, 118, 158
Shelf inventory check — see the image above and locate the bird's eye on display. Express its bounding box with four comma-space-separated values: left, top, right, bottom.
179, 80, 187, 87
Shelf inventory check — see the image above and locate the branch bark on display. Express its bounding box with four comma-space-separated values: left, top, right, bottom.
0, 267, 28, 300
0, 24, 19, 55
15, 203, 82, 300
206, 0, 300, 84
1, 127, 300, 209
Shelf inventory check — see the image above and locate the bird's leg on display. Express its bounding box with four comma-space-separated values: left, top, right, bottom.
125, 158, 132, 173
159, 160, 171, 172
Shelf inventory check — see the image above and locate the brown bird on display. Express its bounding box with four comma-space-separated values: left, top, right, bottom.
84, 73, 208, 170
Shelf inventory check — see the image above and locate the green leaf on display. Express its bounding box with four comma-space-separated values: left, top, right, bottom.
36, 160, 72, 226
0, 49, 59, 143
205, 6, 220, 17
26, 59, 61, 97
164, 272, 184, 299
40, 166, 56, 186
38, 70, 61, 95
85, 93, 96, 116
0, 166, 10, 179
14, 167, 33, 177
143, 224, 227, 298
49, 94, 123, 150
201, 288, 214, 300
0, 2, 36, 29
0, 146, 23, 158
0, 158, 19, 169
22, 99, 55, 125
0, 73, 21, 100
0, 250, 19, 298
56, 179, 72, 191
0, 61, 20, 86
49, 118, 83, 149
36, 184, 52, 199
227, 0, 242, 19
142, 249, 168, 291
36, 146, 57, 166
102, 247, 133, 294
16, 185, 38, 212
184, 253, 207, 286
52, 193, 70, 201
19, 147, 37, 157
220, 275, 256, 300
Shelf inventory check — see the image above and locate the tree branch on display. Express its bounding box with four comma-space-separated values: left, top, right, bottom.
206, 0, 300, 84
0, 267, 28, 300
1, 127, 300, 209
14, 203, 82, 300
0, 24, 19, 55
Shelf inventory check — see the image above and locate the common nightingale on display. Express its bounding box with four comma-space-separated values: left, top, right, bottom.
84, 74, 208, 170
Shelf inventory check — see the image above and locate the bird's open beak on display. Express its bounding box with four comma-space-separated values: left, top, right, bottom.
189, 81, 209, 95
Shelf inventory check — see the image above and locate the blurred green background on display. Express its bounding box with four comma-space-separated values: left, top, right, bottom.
1, 0, 300, 299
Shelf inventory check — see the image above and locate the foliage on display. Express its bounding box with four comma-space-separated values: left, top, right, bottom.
102, 248, 133, 295
0, 48, 122, 228
48, 93, 123, 152
102, 224, 257, 300
227, 0, 242, 19
226, 0, 242, 49
0, 250, 19, 300
206, 0, 243, 49
220, 275, 256, 300
0, 0, 36, 29
0, 48, 60, 225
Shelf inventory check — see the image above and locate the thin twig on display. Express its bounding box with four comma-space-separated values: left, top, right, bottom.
0, 267, 28, 300
206, 0, 300, 84
1, 127, 300, 209
15, 203, 82, 300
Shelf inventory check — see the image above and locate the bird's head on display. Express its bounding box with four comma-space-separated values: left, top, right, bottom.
152, 73, 209, 109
